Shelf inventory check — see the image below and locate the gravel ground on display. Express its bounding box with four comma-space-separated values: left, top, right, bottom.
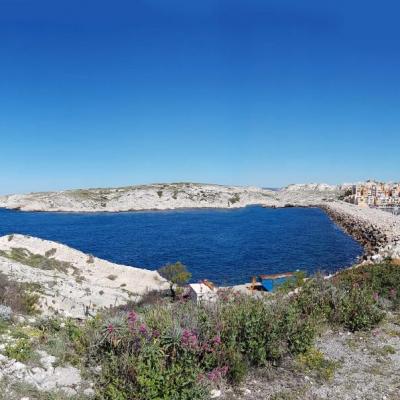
220, 313, 400, 400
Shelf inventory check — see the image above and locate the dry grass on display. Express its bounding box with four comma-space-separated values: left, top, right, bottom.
0, 272, 40, 315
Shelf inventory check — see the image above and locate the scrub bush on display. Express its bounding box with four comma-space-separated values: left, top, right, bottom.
158, 262, 191, 299
69, 261, 400, 399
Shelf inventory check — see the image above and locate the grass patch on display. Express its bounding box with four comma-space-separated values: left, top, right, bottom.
0, 272, 41, 315
373, 344, 396, 357
0, 247, 78, 275
296, 348, 339, 381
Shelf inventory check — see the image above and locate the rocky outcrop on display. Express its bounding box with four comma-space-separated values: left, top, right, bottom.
0, 234, 168, 318
0, 349, 93, 397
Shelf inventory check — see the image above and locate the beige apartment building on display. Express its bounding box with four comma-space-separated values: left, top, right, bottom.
348, 182, 400, 208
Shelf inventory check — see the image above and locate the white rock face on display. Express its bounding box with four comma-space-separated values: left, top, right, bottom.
0, 182, 352, 213
284, 183, 340, 192
0, 348, 89, 397
0, 183, 281, 212
0, 234, 168, 318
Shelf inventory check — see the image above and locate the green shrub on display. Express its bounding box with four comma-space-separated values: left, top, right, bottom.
223, 348, 247, 383
158, 262, 191, 299
295, 270, 386, 332
335, 262, 400, 309
5, 338, 33, 362
332, 286, 383, 331
82, 289, 320, 398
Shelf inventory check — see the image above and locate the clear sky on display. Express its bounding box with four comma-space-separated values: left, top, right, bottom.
1, 0, 399, 194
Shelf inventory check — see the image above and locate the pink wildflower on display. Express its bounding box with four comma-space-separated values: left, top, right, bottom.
181, 329, 198, 350
373, 292, 379, 302
152, 329, 160, 338
201, 342, 211, 352
128, 311, 137, 325
212, 335, 221, 346
206, 366, 229, 382
139, 324, 148, 335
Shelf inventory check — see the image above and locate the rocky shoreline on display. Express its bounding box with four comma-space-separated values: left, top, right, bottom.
321, 202, 400, 263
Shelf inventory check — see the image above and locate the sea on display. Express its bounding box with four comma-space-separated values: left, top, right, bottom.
0, 206, 363, 285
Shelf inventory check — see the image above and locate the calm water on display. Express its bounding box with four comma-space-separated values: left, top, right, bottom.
0, 206, 362, 285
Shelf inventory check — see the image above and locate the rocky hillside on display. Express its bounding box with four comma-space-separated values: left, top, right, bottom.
0, 234, 168, 318
0, 182, 348, 212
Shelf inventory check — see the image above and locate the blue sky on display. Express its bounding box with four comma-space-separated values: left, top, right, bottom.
1, 0, 399, 194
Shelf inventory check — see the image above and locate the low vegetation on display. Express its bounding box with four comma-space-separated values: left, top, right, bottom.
158, 262, 191, 299
228, 193, 240, 205
0, 261, 399, 399
0, 247, 77, 275
295, 348, 339, 382
0, 272, 40, 315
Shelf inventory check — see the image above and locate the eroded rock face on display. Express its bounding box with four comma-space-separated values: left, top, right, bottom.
0, 182, 349, 212
0, 234, 168, 318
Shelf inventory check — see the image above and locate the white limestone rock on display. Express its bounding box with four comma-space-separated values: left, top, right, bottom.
0, 234, 169, 318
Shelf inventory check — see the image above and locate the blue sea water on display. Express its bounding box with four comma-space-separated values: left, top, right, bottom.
0, 206, 362, 285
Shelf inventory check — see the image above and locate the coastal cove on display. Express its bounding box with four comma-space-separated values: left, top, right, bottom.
0, 206, 362, 285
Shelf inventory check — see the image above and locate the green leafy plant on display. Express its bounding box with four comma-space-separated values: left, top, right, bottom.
5, 338, 33, 362
158, 262, 191, 299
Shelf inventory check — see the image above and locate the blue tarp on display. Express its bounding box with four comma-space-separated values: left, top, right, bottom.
260, 277, 288, 292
